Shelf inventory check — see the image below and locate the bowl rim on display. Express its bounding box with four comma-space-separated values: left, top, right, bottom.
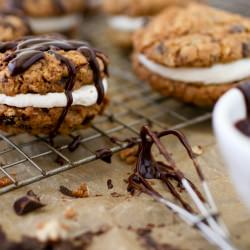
213, 88, 250, 148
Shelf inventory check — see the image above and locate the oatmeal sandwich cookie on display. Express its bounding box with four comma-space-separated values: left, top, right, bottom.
0, 36, 109, 135
2, 0, 85, 35
133, 3, 250, 107
103, 0, 196, 47
0, 10, 31, 41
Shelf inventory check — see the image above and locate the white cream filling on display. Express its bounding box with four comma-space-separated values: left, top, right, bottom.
0, 79, 108, 108
28, 14, 81, 33
138, 54, 250, 84
108, 16, 145, 32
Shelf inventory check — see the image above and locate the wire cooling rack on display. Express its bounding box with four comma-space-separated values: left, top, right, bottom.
1, 0, 247, 195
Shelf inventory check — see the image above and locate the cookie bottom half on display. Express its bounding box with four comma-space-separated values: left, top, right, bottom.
0, 98, 108, 135
133, 56, 240, 107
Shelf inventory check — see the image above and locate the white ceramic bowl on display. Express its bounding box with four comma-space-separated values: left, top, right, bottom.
213, 88, 250, 209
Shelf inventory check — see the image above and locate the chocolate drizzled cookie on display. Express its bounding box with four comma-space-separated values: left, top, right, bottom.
0, 36, 109, 136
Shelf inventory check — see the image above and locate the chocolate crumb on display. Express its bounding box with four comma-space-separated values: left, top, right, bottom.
123, 179, 129, 184
137, 228, 180, 250
110, 192, 123, 198
55, 156, 65, 166
107, 179, 114, 189
107, 114, 115, 122
59, 183, 89, 198
13, 190, 45, 216
95, 194, 103, 197
95, 148, 113, 163
68, 135, 81, 152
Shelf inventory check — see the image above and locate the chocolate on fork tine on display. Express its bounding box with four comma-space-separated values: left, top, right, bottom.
128, 126, 238, 250
145, 127, 228, 238
158, 129, 230, 239
129, 174, 237, 250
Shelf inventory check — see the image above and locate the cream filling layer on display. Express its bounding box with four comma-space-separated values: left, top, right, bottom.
138, 54, 250, 84
0, 79, 108, 108
28, 14, 81, 33
108, 16, 145, 32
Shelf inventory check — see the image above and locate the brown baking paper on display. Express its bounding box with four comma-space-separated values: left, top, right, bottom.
0, 13, 250, 250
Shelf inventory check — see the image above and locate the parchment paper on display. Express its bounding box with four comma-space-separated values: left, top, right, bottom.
0, 12, 250, 250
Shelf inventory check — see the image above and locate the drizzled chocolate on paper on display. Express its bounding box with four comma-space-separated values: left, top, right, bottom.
0, 36, 108, 139
235, 82, 250, 136
128, 126, 204, 213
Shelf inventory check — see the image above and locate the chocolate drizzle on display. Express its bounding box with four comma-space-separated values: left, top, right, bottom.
0, 36, 107, 138
235, 82, 250, 137
128, 126, 204, 213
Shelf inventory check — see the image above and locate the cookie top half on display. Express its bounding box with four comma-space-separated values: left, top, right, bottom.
133, 3, 250, 67
1, 0, 85, 17
0, 36, 108, 100
103, 0, 195, 17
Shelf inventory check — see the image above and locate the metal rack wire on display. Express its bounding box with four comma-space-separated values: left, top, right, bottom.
2, 0, 247, 195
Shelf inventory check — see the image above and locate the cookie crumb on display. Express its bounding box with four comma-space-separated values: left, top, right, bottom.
192, 145, 203, 156
59, 183, 89, 198
0, 174, 15, 188
119, 145, 138, 165
64, 207, 78, 220
36, 220, 70, 242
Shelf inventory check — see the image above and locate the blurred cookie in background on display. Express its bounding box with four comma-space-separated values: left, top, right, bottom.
132, 3, 250, 107
2, 0, 85, 37
103, 0, 197, 48
0, 10, 31, 41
